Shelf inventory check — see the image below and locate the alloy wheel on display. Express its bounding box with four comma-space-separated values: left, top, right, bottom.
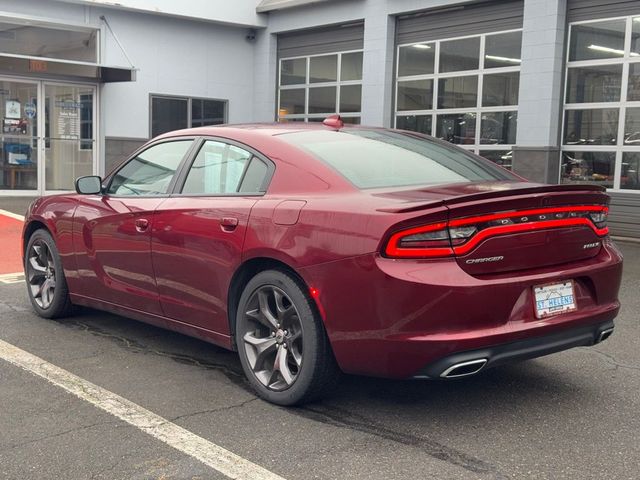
241, 285, 303, 391
26, 240, 56, 309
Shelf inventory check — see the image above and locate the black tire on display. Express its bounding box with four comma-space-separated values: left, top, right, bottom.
235, 269, 340, 406
24, 229, 73, 319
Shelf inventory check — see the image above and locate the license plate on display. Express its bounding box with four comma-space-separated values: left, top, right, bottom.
533, 281, 577, 319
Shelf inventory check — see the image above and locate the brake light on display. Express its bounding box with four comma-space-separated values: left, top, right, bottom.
385, 222, 453, 258
384, 205, 609, 259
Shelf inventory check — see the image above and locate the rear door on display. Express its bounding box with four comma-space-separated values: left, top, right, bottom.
151, 138, 273, 335
73, 139, 195, 313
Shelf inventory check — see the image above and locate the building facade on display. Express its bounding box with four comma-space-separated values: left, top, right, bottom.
1, 0, 639, 236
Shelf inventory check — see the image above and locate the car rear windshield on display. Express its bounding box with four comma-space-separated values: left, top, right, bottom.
278, 129, 515, 189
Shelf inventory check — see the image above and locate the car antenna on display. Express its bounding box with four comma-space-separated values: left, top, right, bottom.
322, 114, 344, 130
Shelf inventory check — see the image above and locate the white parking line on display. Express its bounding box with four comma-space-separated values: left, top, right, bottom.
0, 338, 286, 480
0, 209, 25, 221
0, 272, 24, 284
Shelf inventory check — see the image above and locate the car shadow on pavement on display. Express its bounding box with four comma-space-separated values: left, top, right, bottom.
60, 306, 589, 414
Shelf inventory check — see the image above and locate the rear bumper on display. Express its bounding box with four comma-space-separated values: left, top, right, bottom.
414, 320, 614, 379
300, 240, 623, 379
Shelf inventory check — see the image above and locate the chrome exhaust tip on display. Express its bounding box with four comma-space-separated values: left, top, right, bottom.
440, 359, 488, 379
597, 327, 614, 344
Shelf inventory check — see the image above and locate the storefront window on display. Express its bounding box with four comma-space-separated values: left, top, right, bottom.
562, 16, 640, 190
397, 44, 434, 77
435, 113, 476, 145
151, 96, 226, 138
566, 65, 622, 103
621, 152, 640, 190
439, 37, 480, 73
484, 31, 522, 68
568, 19, 626, 62
437, 76, 478, 109
395, 30, 521, 169
482, 72, 519, 106
396, 115, 432, 135
308, 87, 336, 113
310, 55, 337, 83
278, 50, 363, 124
561, 151, 615, 188
397, 80, 433, 111
563, 109, 619, 146
0, 80, 38, 190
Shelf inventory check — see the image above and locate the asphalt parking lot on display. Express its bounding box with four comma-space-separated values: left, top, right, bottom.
0, 220, 638, 479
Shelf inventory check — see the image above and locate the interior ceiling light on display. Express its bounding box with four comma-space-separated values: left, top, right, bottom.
588, 44, 640, 57
485, 55, 521, 63
412, 44, 431, 49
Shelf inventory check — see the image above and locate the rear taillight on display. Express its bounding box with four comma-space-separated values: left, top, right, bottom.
384, 205, 609, 259
385, 222, 453, 258
589, 210, 608, 229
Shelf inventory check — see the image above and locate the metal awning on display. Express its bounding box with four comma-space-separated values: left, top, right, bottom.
256, 0, 342, 13
0, 53, 136, 83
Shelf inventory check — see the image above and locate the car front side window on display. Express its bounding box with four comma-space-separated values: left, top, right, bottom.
107, 140, 193, 196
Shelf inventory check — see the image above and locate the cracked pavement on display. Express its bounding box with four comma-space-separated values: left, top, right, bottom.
0, 241, 639, 479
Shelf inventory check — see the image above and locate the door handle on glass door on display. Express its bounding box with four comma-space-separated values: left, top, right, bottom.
220, 217, 239, 232
135, 218, 149, 232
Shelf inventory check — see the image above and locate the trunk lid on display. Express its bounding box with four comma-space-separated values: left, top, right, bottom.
375, 181, 609, 275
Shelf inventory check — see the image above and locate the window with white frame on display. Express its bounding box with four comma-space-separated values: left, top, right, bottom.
562, 16, 640, 191
278, 51, 363, 124
395, 30, 522, 170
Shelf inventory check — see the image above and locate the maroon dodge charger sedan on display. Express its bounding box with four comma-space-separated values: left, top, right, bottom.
23, 118, 622, 405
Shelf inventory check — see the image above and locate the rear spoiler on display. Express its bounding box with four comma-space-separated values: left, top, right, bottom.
376, 183, 608, 214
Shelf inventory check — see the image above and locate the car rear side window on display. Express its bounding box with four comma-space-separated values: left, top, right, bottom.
278, 129, 515, 189
182, 140, 268, 195
239, 158, 269, 193
108, 140, 192, 195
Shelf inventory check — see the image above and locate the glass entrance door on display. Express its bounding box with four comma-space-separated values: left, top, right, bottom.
44, 83, 96, 192
0, 79, 39, 191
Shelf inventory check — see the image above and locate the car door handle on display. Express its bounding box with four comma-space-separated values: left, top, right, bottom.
220, 217, 239, 232
135, 218, 150, 232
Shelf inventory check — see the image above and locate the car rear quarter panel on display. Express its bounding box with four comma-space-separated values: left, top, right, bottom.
299, 241, 622, 378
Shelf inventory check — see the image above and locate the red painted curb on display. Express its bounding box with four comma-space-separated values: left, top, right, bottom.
0, 214, 24, 275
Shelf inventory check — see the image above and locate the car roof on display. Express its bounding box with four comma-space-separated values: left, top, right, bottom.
154, 122, 387, 141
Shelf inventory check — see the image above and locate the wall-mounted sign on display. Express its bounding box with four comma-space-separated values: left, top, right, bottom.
5, 100, 21, 119
58, 110, 80, 140
3, 118, 27, 134
29, 60, 48, 72
55, 101, 83, 109
24, 103, 37, 119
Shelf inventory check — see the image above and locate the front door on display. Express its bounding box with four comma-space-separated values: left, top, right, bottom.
73, 139, 195, 314
43, 83, 96, 193
0, 78, 97, 195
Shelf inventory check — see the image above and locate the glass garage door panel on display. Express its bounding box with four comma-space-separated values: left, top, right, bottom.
44, 84, 95, 191
0, 80, 38, 190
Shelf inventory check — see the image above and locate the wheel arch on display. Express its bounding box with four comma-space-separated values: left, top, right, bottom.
23, 220, 52, 255
227, 256, 315, 350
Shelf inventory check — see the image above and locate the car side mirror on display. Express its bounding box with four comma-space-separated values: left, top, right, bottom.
75, 175, 103, 195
